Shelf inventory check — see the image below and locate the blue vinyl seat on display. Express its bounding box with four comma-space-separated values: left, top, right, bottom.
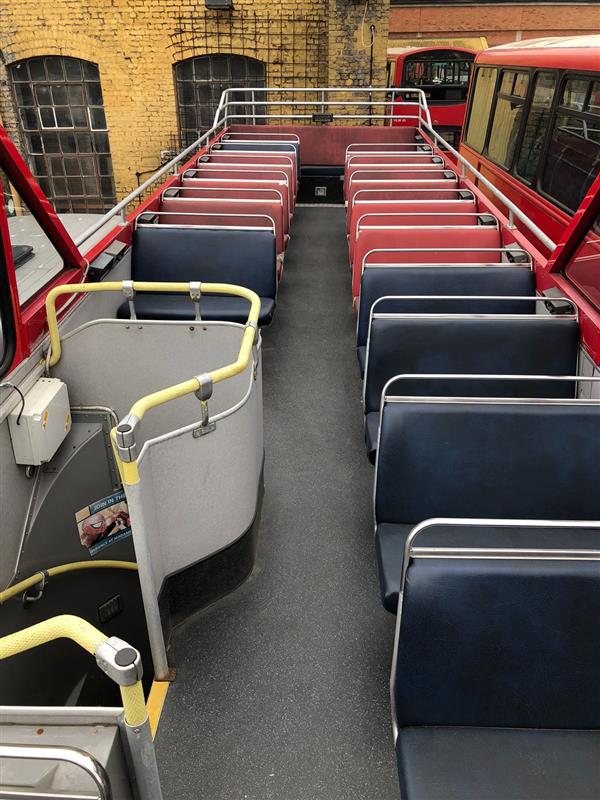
117, 226, 277, 325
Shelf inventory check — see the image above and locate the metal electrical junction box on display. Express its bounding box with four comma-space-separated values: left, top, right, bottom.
8, 377, 71, 466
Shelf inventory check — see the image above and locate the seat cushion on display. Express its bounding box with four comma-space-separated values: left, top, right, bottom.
356, 345, 367, 376
365, 411, 379, 464
397, 727, 600, 800
374, 523, 413, 612
117, 294, 275, 326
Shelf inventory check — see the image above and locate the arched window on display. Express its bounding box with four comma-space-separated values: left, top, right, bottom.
10, 56, 116, 212
174, 54, 266, 147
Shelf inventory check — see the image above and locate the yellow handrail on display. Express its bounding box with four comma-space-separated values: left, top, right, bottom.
0, 614, 146, 726
44, 281, 261, 485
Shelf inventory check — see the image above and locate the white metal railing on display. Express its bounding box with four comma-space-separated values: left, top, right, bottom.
73, 85, 556, 255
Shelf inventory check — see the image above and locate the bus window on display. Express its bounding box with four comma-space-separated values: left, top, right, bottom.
565, 210, 600, 309
3, 174, 64, 305
542, 76, 600, 212
516, 72, 556, 183
464, 66, 497, 153
487, 70, 529, 169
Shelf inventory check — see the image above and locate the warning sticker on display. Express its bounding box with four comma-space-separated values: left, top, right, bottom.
75, 490, 132, 556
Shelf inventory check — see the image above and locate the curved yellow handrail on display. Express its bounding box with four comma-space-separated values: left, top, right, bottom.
45, 280, 261, 485
0, 560, 138, 605
0, 614, 146, 726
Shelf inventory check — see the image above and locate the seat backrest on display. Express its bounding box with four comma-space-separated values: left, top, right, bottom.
364, 315, 578, 412
160, 197, 285, 253
131, 225, 277, 298
394, 536, 600, 729
352, 227, 502, 299
375, 398, 600, 524
201, 152, 297, 185
180, 179, 290, 222
349, 213, 488, 264
216, 141, 300, 169
347, 179, 459, 209
344, 161, 444, 196
348, 199, 478, 242
357, 265, 535, 345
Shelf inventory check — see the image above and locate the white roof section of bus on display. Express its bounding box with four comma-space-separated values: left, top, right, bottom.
491, 35, 600, 50
10, 213, 119, 304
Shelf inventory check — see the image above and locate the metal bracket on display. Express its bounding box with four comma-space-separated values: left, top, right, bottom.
189, 281, 202, 321
95, 636, 143, 686
114, 413, 140, 462
192, 374, 216, 437
22, 570, 48, 608
122, 280, 136, 320
245, 320, 259, 346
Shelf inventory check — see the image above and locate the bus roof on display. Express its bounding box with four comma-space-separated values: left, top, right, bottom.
388, 45, 478, 58
477, 34, 600, 69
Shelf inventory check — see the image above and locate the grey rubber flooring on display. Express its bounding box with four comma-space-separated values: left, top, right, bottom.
156, 206, 398, 799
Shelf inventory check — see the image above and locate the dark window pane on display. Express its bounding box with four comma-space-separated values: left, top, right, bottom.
80, 155, 94, 175
178, 60, 194, 80
20, 107, 39, 130
82, 61, 99, 80
77, 133, 93, 152
561, 77, 589, 112
55, 107, 73, 127
12, 62, 29, 81
516, 72, 556, 183
84, 177, 99, 195
86, 82, 103, 105
33, 155, 47, 175
67, 85, 84, 104
230, 57, 247, 80
42, 133, 60, 153
52, 85, 68, 104
194, 58, 210, 81
49, 156, 64, 176
97, 155, 112, 175
14, 83, 34, 105
178, 81, 195, 105
64, 58, 82, 81
211, 55, 229, 80
542, 112, 600, 211
52, 177, 67, 195
93, 133, 109, 152
67, 176, 83, 194
586, 81, 600, 116
29, 133, 44, 154
29, 58, 46, 81
38, 177, 51, 195
89, 107, 106, 130
100, 177, 114, 197
35, 85, 52, 104
60, 132, 77, 153
63, 156, 79, 176
71, 107, 88, 127
40, 107, 56, 127
46, 57, 64, 81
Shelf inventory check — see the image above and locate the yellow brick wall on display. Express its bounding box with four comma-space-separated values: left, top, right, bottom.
0, 0, 389, 201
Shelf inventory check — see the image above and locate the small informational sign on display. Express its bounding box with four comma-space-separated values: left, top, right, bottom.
312, 113, 333, 124
75, 490, 132, 556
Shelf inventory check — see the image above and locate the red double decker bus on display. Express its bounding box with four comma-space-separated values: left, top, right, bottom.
387, 46, 478, 145
460, 35, 600, 251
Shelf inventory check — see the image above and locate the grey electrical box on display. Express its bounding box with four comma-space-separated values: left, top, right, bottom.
205, 0, 233, 8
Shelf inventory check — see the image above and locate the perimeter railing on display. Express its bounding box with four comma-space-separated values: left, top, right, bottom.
73, 85, 556, 257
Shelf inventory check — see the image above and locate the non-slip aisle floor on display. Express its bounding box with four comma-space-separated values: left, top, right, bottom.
155, 207, 398, 799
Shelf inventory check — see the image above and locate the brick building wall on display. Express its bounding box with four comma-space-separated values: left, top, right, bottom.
390, 2, 600, 47
0, 0, 390, 201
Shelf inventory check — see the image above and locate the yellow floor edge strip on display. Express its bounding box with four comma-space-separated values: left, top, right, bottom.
147, 679, 170, 739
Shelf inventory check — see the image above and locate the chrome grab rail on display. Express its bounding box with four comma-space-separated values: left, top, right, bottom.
0, 743, 111, 800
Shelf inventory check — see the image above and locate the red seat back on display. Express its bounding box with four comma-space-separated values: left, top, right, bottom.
349, 211, 485, 264
351, 226, 502, 299
181, 178, 291, 222
161, 196, 285, 254
348, 199, 478, 242
347, 178, 459, 210
202, 153, 297, 187
190, 166, 295, 207
344, 160, 443, 197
